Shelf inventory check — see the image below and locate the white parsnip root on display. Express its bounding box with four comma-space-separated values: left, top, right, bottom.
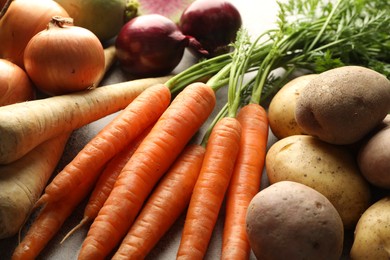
0, 76, 172, 164
0, 133, 70, 239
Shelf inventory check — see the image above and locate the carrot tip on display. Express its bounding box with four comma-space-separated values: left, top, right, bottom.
32, 196, 47, 212
60, 216, 90, 244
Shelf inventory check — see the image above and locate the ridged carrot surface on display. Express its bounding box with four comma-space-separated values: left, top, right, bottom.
38, 84, 171, 205
177, 116, 242, 259
78, 82, 216, 260
221, 104, 269, 260
112, 144, 206, 260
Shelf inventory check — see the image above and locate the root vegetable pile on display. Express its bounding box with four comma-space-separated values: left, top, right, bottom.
1, 0, 390, 259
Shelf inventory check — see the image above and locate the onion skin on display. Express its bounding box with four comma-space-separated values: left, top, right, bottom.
115, 14, 189, 77
0, 59, 35, 106
179, 0, 242, 57
0, 0, 69, 68
23, 17, 105, 96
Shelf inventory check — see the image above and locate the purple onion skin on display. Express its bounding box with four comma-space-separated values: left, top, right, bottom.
179, 0, 242, 57
115, 14, 189, 77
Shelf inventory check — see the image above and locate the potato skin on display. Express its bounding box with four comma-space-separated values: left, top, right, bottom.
295, 66, 390, 145
268, 74, 317, 139
350, 196, 390, 259
246, 181, 344, 260
357, 123, 390, 188
266, 135, 371, 229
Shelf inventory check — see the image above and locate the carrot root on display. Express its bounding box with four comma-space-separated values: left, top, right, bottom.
78, 82, 216, 260
0, 75, 171, 165
40, 84, 171, 204
112, 144, 206, 260
221, 103, 269, 260
61, 126, 152, 243
177, 116, 242, 260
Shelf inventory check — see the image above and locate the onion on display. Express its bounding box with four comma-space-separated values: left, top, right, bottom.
23, 16, 105, 96
0, 0, 69, 68
0, 59, 35, 106
179, 0, 242, 57
115, 14, 205, 77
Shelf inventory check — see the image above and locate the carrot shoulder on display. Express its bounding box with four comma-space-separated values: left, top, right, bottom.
38, 84, 171, 205
78, 82, 216, 260
177, 116, 242, 260
112, 144, 206, 260
221, 103, 269, 260
0, 75, 171, 165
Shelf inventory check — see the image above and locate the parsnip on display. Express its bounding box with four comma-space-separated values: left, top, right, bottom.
0, 133, 70, 239
0, 75, 171, 164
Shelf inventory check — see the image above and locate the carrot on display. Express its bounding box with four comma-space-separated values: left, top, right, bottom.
0, 133, 70, 239
177, 116, 242, 259
61, 126, 152, 243
0, 75, 171, 164
78, 82, 216, 260
37, 84, 171, 205
221, 103, 269, 260
11, 161, 98, 260
112, 144, 206, 260
12, 122, 154, 259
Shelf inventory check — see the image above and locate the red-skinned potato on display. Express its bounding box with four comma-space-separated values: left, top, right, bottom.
357, 114, 390, 188
0, 59, 35, 106
246, 181, 344, 260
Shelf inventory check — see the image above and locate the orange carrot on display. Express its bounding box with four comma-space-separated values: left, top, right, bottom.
112, 144, 206, 260
0, 75, 171, 165
221, 103, 269, 260
177, 116, 242, 260
78, 82, 216, 260
61, 126, 152, 243
37, 84, 171, 205
12, 165, 98, 260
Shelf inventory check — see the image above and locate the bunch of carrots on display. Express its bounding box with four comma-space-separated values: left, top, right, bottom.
10, 28, 270, 260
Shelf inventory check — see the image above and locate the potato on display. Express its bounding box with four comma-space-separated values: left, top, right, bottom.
357, 121, 390, 188
295, 66, 390, 145
246, 181, 344, 260
350, 196, 390, 259
266, 135, 371, 229
268, 74, 317, 139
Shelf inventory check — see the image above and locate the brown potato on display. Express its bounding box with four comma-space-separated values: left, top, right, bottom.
295, 66, 390, 145
357, 123, 390, 188
266, 135, 371, 229
246, 181, 344, 260
268, 74, 317, 139
350, 196, 390, 259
